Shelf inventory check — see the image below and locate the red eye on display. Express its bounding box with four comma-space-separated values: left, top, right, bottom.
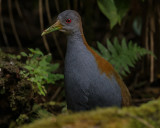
66, 19, 72, 23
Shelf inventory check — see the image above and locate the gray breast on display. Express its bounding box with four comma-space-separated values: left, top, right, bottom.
64, 33, 122, 111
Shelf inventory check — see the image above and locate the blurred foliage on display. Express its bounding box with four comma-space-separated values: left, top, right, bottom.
96, 38, 155, 76
97, 0, 130, 28
133, 17, 142, 36
21, 99, 160, 128
20, 48, 64, 96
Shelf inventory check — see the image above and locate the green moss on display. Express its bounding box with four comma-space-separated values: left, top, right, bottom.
22, 99, 160, 128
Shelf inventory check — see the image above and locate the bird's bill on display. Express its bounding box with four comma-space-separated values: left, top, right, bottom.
41, 20, 63, 36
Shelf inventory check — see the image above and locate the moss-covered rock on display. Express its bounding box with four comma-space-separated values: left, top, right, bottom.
0, 50, 36, 127
21, 99, 160, 128
0, 50, 64, 128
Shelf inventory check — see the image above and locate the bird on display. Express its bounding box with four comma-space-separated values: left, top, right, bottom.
41, 10, 131, 111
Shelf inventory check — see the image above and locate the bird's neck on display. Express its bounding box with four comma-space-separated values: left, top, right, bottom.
65, 29, 95, 69
66, 28, 87, 48
67, 23, 87, 45
66, 28, 116, 78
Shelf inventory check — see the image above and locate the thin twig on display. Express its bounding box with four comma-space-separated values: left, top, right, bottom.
51, 86, 62, 101
157, 5, 160, 25
74, 0, 78, 10
150, 16, 155, 82
145, 17, 149, 55
67, 0, 71, 9
15, 0, 31, 40
126, 113, 154, 128
8, 0, 22, 50
54, 0, 60, 13
0, 0, 9, 47
132, 98, 153, 103
39, 0, 50, 53
45, 0, 64, 60
57, 88, 64, 102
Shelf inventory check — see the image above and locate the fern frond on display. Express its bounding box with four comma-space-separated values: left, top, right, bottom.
97, 38, 155, 77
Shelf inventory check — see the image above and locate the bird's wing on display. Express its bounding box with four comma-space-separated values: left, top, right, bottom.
92, 51, 131, 106
82, 36, 131, 106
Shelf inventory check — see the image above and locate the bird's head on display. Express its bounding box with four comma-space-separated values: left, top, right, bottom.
41, 10, 82, 36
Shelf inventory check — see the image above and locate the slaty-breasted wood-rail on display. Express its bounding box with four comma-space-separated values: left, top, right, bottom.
41, 10, 131, 111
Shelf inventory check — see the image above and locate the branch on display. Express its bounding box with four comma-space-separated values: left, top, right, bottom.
0, 0, 9, 47
8, 0, 22, 50
39, 0, 50, 53
45, 0, 64, 60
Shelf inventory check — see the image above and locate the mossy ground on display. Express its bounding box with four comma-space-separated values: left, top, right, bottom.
22, 99, 160, 128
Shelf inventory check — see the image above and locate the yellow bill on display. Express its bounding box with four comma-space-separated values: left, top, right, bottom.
41, 20, 63, 36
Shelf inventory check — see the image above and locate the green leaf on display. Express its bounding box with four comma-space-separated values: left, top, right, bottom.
50, 63, 59, 72
28, 48, 43, 56
37, 83, 46, 96
20, 48, 64, 96
46, 54, 52, 63
96, 37, 155, 77
97, 0, 130, 28
121, 38, 128, 50
106, 39, 116, 55
114, 0, 130, 21
133, 17, 142, 36
113, 37, 120, 51
39, 58, 48, 67
97, 41, 110, 59
16, 55, 21, 59
24, 65, 33, 71
97, 0, 119, 29
20, 52, 28, 57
